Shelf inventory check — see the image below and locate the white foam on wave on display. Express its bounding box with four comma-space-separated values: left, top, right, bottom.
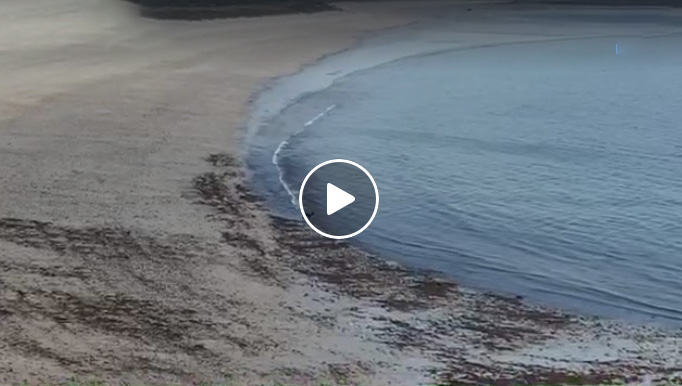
272, 104, 336, 206
304, 104, 336, 127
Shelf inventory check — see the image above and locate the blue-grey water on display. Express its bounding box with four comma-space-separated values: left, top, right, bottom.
249, 34, 682, 325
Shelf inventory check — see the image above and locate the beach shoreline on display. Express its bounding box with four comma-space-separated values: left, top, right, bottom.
1, 0, 682, 384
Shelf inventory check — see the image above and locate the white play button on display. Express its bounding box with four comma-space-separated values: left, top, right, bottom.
299, 159, 379, 239
327, 183, 355, 215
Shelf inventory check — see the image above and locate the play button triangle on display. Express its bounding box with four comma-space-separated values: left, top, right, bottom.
327, 183, 355, 215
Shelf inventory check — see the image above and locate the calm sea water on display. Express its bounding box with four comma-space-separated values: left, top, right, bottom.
249, 34, 682, 325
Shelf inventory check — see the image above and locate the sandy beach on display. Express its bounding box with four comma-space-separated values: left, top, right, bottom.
1, 0, 682, 385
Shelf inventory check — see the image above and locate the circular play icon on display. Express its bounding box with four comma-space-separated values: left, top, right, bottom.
299, 159, 379, 239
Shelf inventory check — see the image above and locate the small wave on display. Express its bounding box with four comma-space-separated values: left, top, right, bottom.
272, 104, 336, 206
272, 138, 298, 206
304, 104, 336, 127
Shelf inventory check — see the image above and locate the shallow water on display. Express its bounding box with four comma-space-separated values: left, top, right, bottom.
250, 33, 682, 325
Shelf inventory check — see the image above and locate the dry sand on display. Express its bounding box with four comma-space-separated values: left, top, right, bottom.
1, 0, 682, 385
0, 1, 418, 383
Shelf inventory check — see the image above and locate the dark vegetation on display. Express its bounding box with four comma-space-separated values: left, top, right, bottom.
132, 0, 318, 5
124, 0, 682, 20
125, 0, 335, 19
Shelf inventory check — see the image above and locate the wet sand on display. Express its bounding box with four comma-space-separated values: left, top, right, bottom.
1, 0, 681, 385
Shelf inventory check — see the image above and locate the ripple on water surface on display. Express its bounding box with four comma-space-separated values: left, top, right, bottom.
252, 34, 682, 325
